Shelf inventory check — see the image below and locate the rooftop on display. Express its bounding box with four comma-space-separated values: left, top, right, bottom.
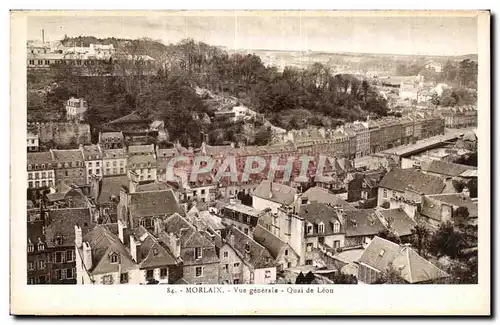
379, 168, 446, 194
252, 180, 297, 206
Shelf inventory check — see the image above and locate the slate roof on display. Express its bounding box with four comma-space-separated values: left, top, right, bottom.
27, 152, 55, 166
45, 208, 94, 248
299, 202, 344, 235
99, 131, 124, 142
136, 182, 172, 192
156, 148, 179, 158
378, 208, 416, 237
102, 148, 127, 159
163, 213, 196, 247
128, 189, 181, 218
108, 112, 149, 125
421, 160, 476, 177
132, 226, 178, 268
226, 226, 276, 269
359, 236, 449, 283
379, 168, 445, 194
252, 180, 297, 206
253, 225, 290, 259
97, 176, 129, 205
303, 187, 355, 210
51, 149, 84, 163
46, 183, 85, 202
344, 209, 386, 237
127, 154, 157, 168
82, 144, 102, 160
128, 144, 155, 155
421, 193, 478, 222
83, 225, 136, 275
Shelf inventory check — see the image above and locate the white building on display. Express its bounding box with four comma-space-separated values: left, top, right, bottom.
65, 97, 88, 121
82, 144, 103, 184
27, 128, 39, 152
102, 148, 127, 176
27, 152, 56, 189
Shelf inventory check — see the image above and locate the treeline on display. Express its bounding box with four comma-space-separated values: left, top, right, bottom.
29, 37, 390, 146
396, 58, 478, 89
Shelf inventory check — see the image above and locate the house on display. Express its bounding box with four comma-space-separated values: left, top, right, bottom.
44, 207, 95, 284
27, 127, 39, 152
128, 226, 182, 284
117, 174, 182, 233
126, 155, 157, 182
357, 236, 449, 284
420, 160, 477, 179
27, 151, 56, 190
89, 175, 129, 223
252, 180, 298, 214
105, 112, 151, 133
419, 192, 478, 228
351, 121, 370, 158
98, 131, 125, 150
375, 208, 417, 240
27, 221, 50, 284
82, 144, 103, 184
75, 225, 138, 285
343, 209, 387, 247
378, 168, 456, 207
65, 97, 88, 121
253, 225, 300, 271
160, 213, 219, 284
45, 182, 90, 209
303, 186, 354, 211
346, 168, 386, 207
51, 148, 86, 186
299, 202, 346, 267
222, 226, 277, 284
217, 238, 246, 284
102, 148, 127, 176
219, 201, 262, 237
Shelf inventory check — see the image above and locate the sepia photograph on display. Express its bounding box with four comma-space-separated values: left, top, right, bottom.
10, 9, 490, 315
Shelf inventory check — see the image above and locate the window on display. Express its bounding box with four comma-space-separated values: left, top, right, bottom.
145, 218, 153, 228
195, 266, 203, 277
244, 228, 249, 235
57, 269, 66, 280
28, 244, 34, 252
305, 259, 313, 266
28, 173, 33, 180
56, 237, 63, 245
333, 221, 340, 233
306, 224, 313, 235
234, 263, 240, 268
153, 248, 159, 256
66, 250, 74, 262
233, 279, 240, 284
110, 253, 118, 263
284, 249, 289, 256
35, 181, 40, 188
106, 161, 111, 167
120, 272, 129, 284
48, 180, 53, 186
201, 189, 205, 195
287, 262, 292, 269
383, 189, 388, 198
194, 247, 202, 260
96, 169, 100, 174
112, 168, 117, 174
37, 260, 46, 269
306, 243, 313, 252
146, 269, 154, 279
28, 181, 33, 188
88, 169, 92, 176
379, 249, 385, 257
223, 251, 228, 258
88, 162, 93, 167
334, 240, 341, 249
318, 223, 325, 234
28, 277, 35, 284
55, 252, 63, 263
160, 268, 168, 278
96, 161, 100, 167
28, 261, 35, 271
223, 264, 229, 271
66, 268, 75, 279
361, 191, 368, 200
38, 275, 46, 284
102, 274, 113, 284
265, 270, 271, 279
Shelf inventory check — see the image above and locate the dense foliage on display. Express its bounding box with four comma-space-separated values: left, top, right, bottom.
28, 37, 390, 146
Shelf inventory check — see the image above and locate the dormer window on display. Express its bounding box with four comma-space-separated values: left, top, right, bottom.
306, 224, 313, 235
195, 247, 202, 259
379, 249, 385, 257
110, 253, 118, 263
153, 248, 159, 256
318, 223, 325, 234
28, 244, 34, 252
37, 244, 44, 251
333, 221, 340, 233
55, 237, 63, 245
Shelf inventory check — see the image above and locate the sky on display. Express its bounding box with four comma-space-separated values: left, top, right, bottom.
27, 12, 478, 56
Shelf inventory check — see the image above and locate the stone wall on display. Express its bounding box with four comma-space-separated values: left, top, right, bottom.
28, 122, 91, 147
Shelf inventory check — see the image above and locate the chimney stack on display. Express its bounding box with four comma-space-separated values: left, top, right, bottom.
42, 29, 45, 44
75, 225, 82, 248
82, 242, 92, 270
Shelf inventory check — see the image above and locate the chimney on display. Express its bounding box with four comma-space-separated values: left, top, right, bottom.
128, 171, 139, 193
42, 29, 45, 43
82, 242, 92, 270
244, 242, 251, 260
118, 219, 126, 244
74, 225, 82, 248
229, 233, 235, 246
153, 217, 162, 237
129, 234, 139, 262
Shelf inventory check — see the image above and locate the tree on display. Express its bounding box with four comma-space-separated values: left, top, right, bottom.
253, 128, 272, 146
377, 228, 401, 244
428, 221, 466, 259
410, 224, 430, 256
333, 273, 358, 284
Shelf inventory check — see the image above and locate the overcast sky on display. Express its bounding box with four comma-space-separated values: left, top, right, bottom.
27, 12, 478, 56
